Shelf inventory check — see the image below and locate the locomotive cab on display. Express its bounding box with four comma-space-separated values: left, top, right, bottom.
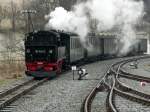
25, 30, 66, 78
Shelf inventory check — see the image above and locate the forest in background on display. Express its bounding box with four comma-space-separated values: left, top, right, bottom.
0, 0, 149, 79
0, 0, 71, 79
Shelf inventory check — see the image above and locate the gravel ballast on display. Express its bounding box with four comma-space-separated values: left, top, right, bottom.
115, 95, 150, 112
91, 91, 107, 112
7, 59, 118, 112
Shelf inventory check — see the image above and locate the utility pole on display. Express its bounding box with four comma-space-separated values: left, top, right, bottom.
10, 0, 16, 55
11, 0, 16, 33
22, 0, 25, 9
21, 10, 37, 33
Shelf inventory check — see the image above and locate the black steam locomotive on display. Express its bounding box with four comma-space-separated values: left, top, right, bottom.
25, 30, 147, 78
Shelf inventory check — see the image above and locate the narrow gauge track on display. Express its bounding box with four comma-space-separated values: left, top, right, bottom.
0, 78, 47, 110
82, 55, 150, 112
115, 76, 150, 104
119, 69, 150, 82
82, 58, 129, 112
0, 64, 74, 111
107, 56, 150, 111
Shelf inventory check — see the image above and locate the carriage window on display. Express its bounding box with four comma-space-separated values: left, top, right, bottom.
74, 39, 75, 48
70, 39, 72, 49
72, 39, 74, 49
75, 39, 77, 48
71, 39, 73, 49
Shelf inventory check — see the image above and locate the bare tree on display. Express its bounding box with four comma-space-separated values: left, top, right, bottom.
0, 5, 2, 29
11, 1, 16, 33
59, 0, 76, 10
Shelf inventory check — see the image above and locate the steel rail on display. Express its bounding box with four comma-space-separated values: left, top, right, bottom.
83, 59, 125, 112
114, 56, 150, 105
0, 78, 47, 110
116, 76, 150, 99
82, 55, 150, 112
108, 55, 150, 112
114, 87, 150, 104
0, 79, 33, 99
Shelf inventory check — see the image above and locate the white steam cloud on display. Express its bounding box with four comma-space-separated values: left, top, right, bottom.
45, 0, 144, 55
115, 0, 144, 54
45, 3, 89, 42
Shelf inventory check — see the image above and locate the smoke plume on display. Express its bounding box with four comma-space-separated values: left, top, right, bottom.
45, 0, 144, 55
45, 3, 89, 42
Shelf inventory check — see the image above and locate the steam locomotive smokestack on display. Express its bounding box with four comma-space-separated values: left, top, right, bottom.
45, 0, 144, 55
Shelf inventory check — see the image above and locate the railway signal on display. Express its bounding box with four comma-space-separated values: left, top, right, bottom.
72, 65, 77, 80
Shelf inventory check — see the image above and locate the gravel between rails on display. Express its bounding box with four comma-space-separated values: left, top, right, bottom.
119, 77, 150, 94
115, 95, 150, 112
122, 58, 150, 78
136, 58, 150, 73
6, 59, 119, 112
91, 91, 107, 112
115, 57, 150, 112
120, 58, 150, 94
0, 77, 32, 93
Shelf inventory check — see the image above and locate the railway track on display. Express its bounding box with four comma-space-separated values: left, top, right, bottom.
0, 78, 47, 110
82, 58, 125, 112
82, 56, 150, 112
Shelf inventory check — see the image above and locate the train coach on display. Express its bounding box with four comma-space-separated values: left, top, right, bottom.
97, 32, 148, 56
24, 30, 148, 78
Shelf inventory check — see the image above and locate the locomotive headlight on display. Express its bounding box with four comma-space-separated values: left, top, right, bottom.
27, 49, 30, 53
49, 67, 53, 71
44, 67, 53, 71
49, 50, 53, 54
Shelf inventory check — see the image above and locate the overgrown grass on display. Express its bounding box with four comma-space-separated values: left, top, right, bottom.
0, 60, 25, 79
